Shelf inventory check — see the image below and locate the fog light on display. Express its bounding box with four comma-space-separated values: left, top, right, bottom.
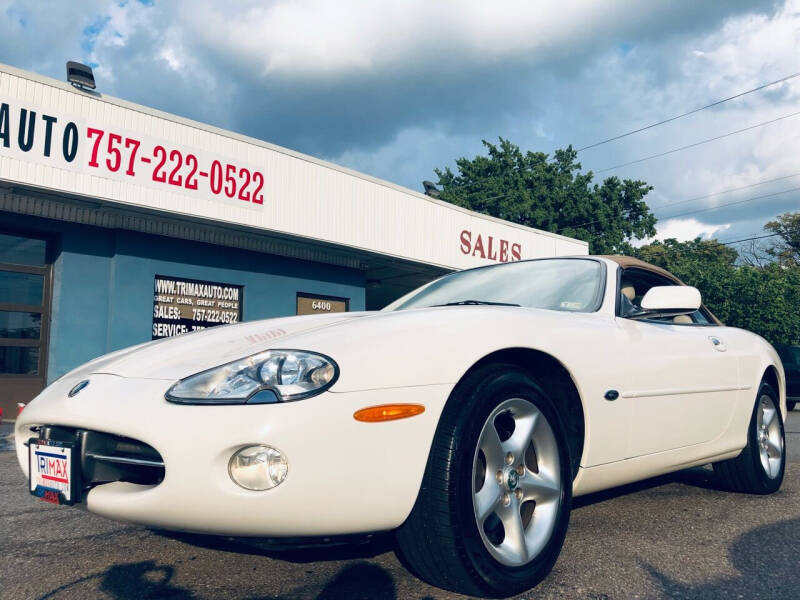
229, 445, 288, 490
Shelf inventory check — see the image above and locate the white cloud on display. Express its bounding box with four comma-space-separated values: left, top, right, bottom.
648, 218, 731, 243
178, 0, 731, 79
0, 0, 793, 242
159, 46, 181, 71
569, 0, 800, 241
327, 0, 800, 231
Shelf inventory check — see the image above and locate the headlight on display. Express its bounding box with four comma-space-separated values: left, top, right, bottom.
166, 349, 338, 404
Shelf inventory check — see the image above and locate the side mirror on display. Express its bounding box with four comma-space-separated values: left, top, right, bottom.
630, 286, 701, 320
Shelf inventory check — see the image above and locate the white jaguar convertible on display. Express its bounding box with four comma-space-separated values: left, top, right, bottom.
15, 256, 786, 597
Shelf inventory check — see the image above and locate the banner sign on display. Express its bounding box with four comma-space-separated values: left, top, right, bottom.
0, 100, 266, 209
153, 275, 243, 339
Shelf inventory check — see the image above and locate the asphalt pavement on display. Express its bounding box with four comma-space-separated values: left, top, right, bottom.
2, 412, 800, 600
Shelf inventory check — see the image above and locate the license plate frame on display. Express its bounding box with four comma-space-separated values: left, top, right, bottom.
28, 438, 81, 505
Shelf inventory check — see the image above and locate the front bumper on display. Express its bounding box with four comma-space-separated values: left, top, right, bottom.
15, 374, 450, 536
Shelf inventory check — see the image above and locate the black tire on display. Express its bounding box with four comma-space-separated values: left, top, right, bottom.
395, 364, 573, 597
713, 382, 785, 494
788, 401, 796, 411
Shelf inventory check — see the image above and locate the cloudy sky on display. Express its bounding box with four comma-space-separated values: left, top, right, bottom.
1, 0, 798, 247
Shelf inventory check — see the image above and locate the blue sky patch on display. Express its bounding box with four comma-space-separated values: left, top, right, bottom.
81, 16, 110, 58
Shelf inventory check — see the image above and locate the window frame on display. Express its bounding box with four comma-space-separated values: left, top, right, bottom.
615, 266, 718, 327
0, 227, 53, 379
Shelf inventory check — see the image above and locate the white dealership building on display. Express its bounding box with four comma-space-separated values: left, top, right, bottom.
0, 63, 587, 414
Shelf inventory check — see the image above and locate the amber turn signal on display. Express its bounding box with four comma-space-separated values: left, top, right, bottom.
353, 404, 425, 422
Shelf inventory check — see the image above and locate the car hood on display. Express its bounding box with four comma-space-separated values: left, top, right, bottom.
66, 305, 609, 392
70, 312, 370, 381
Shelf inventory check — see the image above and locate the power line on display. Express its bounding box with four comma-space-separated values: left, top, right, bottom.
719, 232, 782, 246
576, 71, 800, 152
439, 169, 800, 236
452, 169, 800, 210
659, 186, 800, 220
595, 110, 800, 173
555, 180, 800, 234
715, 230, 767, 243
649, 171, 800, 210
464, 185, 796, 234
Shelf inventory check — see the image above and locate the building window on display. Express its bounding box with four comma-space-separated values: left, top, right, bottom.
0, 231, 50, 382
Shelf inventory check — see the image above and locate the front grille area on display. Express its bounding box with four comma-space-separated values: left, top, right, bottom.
32, 425, 165, 488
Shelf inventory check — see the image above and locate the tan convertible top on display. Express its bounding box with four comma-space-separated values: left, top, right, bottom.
598, 255, 723, 325
599, 255, 684, 284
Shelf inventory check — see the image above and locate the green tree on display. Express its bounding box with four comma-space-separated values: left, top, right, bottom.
635, 238, 738, 271
764, 211, 800, 266
435, 138, 656, 254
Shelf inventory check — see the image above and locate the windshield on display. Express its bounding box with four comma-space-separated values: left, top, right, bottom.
387, 258, 605, 312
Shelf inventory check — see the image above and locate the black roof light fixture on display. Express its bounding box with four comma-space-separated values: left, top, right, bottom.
66, 61, 96, 90
422, 181, 441, 198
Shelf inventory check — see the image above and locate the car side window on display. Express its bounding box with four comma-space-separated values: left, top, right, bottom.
618, 268, 712, 325
777, 344, 800, 368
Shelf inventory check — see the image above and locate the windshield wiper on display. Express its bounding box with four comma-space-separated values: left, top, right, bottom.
433, 300, 520, 307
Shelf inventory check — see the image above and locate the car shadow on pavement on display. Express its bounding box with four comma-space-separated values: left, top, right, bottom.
146, 532, 442, 599
644, 516, 800, 598
573, 465, 722, 509
246, 562, 401, 600
152, 530, 397, 563
39, 560, 413, 600
98, 561, 195, 599
37, 561, 194, 600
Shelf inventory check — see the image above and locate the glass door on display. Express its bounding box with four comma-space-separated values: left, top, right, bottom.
0, 232, 51, 420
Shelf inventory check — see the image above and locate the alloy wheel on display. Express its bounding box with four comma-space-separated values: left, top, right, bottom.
472, 398, 562, 567
756, 394, 783, 479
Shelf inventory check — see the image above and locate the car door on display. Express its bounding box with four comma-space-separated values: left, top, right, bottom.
776, 344, 800, 401
614, 268, 741, 458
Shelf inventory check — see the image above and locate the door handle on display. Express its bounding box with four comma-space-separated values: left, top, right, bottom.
709, 336, 727, 352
